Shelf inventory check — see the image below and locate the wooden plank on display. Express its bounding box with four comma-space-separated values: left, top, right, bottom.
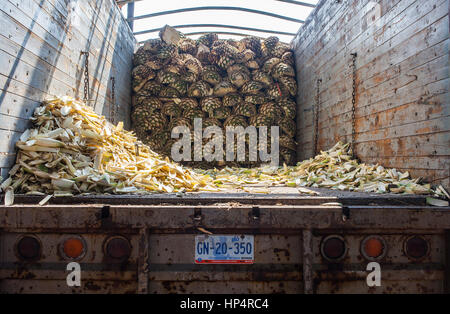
0, 154, 17, 168
293, 0, 449, 190
316, 5, 449, 113
309, 76, 448, 138
0, 34, 112, 108
297, 0, 407, 80
0, 114, 31, 133
2, 0, 133, 105
0, 0, 135, 162
355, 132, 450, 157
296, 1, 449, 126
0, 5, 123, 107
311, 0, 442, 82
299, 0, 447, 112
316, 77, 449, 139
0, 129, 22, 154
3, 0, 134, 100
359, 156, 449, 171
0, 79, 42, 118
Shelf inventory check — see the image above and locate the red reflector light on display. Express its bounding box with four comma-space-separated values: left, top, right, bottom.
361, 236, 387, 261
321, 235, 347, 261
17, 236, 41, 261
105, 236, 131, 260
404, 236, 429, 260
61, 236, 86, 260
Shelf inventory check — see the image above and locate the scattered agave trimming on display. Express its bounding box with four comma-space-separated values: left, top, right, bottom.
1, 104, 447, 205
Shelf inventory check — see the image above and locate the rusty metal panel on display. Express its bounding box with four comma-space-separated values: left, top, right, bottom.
0, 231, 139, 293
0, 279, 137, 294
0, 204, 449, 293
0, 205, 104, 230
312, 233, 446, 293
6, 191, 431, 206
148, 281, 301, 294
315, 278, 443, 294
147, 233, 303, 294
1, 205, 450, 230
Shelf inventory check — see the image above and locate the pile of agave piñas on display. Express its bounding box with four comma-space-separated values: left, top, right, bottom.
199, 142, 449, 200
131, 25, 298, 167
0, 96, 213, 205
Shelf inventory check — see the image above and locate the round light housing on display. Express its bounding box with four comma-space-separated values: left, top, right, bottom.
321, 235, 347, 262
361, 236, 387, 261
16, 236, 41, 261
104, 236, 131, 261
404, 236, 429, 260
60, 236, 86, 260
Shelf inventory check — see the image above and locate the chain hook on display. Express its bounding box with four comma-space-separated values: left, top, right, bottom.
350, 52, 357, 157
314, 78, 322, 155
81, 51, 90, 104
135, 141, 142, 157
110, 76, 116, 124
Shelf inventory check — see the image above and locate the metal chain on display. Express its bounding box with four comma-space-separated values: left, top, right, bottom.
314, 78, 322, 155
350, 52, 357, 157
110, 76, 116, 124
81, 51, 90, 104
135, 141, 142, 157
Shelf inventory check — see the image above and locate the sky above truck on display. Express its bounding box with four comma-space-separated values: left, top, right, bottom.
121, 0, 318, 43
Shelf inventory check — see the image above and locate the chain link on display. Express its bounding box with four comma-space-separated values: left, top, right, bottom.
350, 52, 357, 157
314, 78, 322, 155
135, 141, 142, 157
81, 51, 90, 104
110, 76, 116, 124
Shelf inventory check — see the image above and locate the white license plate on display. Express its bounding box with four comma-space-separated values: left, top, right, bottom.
195, 235, 254, 264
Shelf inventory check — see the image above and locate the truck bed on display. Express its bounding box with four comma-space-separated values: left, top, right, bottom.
4, 187, 432, 206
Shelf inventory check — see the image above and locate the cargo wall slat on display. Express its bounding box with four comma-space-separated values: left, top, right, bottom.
296, 1, 449, 134
0, 0, 133, 112
294, 0, 448, 134
292, 0, 449, 189
0, 0, 136, 177
0, 0, 134, 112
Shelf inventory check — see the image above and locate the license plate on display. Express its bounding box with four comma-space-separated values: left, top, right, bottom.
195, 235, 254, 264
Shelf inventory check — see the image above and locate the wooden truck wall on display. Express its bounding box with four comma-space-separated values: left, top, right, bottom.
292, 0, 449, 189
0, 0, 136, 178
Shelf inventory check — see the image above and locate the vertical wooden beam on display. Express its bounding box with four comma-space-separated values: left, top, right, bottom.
127, 2, 135, 31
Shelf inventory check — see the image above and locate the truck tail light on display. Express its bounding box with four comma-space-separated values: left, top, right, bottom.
361, 235, 387, 260
104, 236, 131, 261
321, 235, 347, 262
404, 236, 429, 260
16, 236, 41, 261
61, 236, 86, 260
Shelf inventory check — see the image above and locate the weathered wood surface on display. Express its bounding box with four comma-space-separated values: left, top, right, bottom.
291, 0, 449, 189
0, 0, 137, 178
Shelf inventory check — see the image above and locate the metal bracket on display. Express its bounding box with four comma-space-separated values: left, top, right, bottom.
251, 206, 260, 220
193, 208, 203, 222
342, 205, 350, 221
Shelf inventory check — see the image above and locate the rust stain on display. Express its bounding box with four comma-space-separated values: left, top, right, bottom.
415, 127, 431, 134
